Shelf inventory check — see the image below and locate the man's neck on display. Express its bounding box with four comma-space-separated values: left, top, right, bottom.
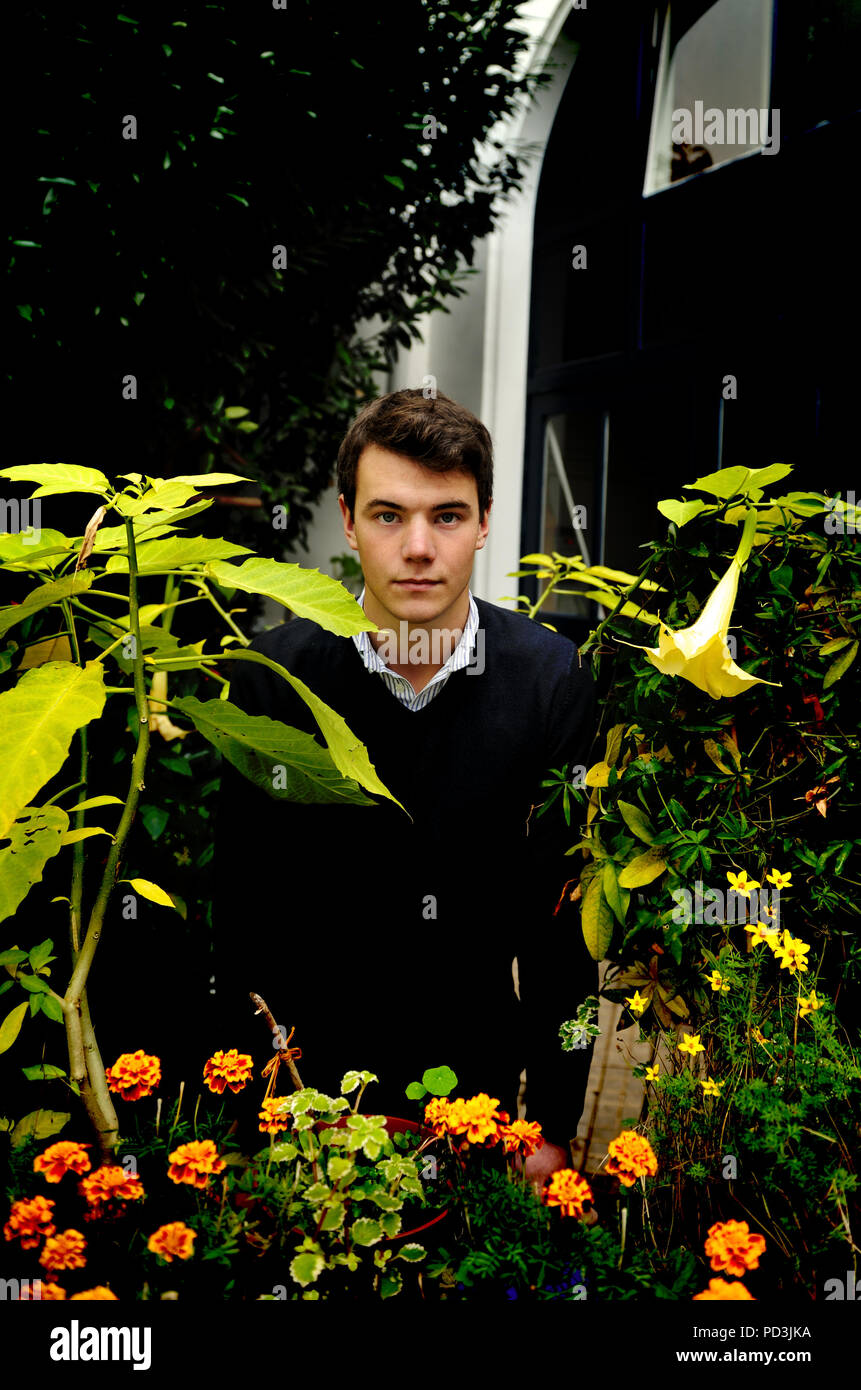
362, 587, 471, 689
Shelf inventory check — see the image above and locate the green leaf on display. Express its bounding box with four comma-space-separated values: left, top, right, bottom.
289, 1250, 325, 1287
405, 1081, 427, 1101
69, 795, 125, 813
0, 529, 75, 572
397, 1244, 426, 1262
27, 939, 54, 971
0, 806, 69, 925
378, 1211, 402, 1239
0, 661, 106, 839
105, 535, 252, 573
174, 697, 378, 807
11, 1109, 70, 1147
0, 950, 28, 969
657, 499, 710, 527
37, 994, 64, 1024
683, 464, 792, 500
421, 1065, 458, 1096
223, 406, 250, 419
0, 1002, 28, 1054
58, 826, 113, 847
327, 1155, 354, 1182
21, 1064, 66, 1081
581, 875, 614, 961
191, 659, 405, 811
823, 640, 858, 689
617, 801, 656, 845
302, 1182, 331, 1203
380, 1270, 403, 1298
351, 1217, 383, 1246
17, 974, 50, 994
618, 850, 668, 889
602, 862, 628, 926
0, 570, 94, 639
0, 464, 110, 499
206, 557, 376, 637
320, 1202, 346, 1232
120, 877, 177, 909
267, 1142, 298, 1163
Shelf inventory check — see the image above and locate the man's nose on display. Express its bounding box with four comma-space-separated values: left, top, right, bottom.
401, 519, 436, 560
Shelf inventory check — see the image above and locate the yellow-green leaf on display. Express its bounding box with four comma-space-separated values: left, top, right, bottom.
581, 874, 615, 961
105, 535, 252, 572
206, 557, 376, 638
618, 850, 668, 889
122, 878, 178, 909
823, 640, 858, 689
0, 571, 94, 638
59, 826, 114, 846
11, 1110, 71, 1147
617, 800, 656, 845
70, 796, 125, 812
584, 761, 611, 788
0, 464, 110, 498
0, 662, 106, 839
0, 806, 69, 924
0, 1002, 28, 1054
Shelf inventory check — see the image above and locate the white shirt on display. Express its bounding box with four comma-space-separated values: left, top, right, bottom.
351, 586, 480, 711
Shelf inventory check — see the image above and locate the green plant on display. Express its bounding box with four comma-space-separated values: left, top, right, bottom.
0, 465, 402, 1157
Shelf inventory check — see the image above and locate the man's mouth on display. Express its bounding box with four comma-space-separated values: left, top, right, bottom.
394, 579, 441, 588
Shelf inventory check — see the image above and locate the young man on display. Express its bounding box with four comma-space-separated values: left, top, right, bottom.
212, 389, 597, 1181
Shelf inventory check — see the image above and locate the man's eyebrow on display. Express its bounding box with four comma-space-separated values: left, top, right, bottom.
363, 498, 473, 512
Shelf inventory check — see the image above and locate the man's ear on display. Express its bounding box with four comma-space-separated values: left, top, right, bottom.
338, 493, 359, 552
475, 497, 492, 550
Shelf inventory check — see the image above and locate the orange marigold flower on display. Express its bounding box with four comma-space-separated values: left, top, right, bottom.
605, 1130, 658, 1186
19, 1280, 66, 1300
423, 1096, 455, 1137
147, 1221, 196, 1263
167, 1139, 226, 1189
70, 1286, 119, 1300
693, 1278, 756, 1301
203, 1049, 254, 1095
704, 1219, 766, 1277
105, 1050, 161, 1102
544, 1169, 593, 1218
446, 1094, 504, 1146
79, 1166, 145, 1219
3, 1195, 57, 1249
33, 1140, 92, 1184
499, 1120, 544, 1157
39, 1229, 87, 1272
258, 1097, 292, 1135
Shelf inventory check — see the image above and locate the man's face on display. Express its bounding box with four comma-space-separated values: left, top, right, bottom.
338, 443, 490, 632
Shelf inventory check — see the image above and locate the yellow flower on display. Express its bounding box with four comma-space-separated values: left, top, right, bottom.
772, 931, 810, 976
644, 1064, 660, 1083
625, 989, 649, 1017
678, 1032, 705, 1056
765, 868, 792, 889
700, 1078, 723, 1097
760, 902, 778, 921
745, 922, 779, 947
605, 1130, 658, 1186
630, 511, 780, 698
705, 970, 730, 993
798, 991, 822, 1019
727, 869, 760, 897
751, 1026, 766, 1045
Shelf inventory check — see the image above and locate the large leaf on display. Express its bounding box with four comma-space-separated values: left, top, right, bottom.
0, 1003, 29, 1055
823, 640, 858, 689
618, 849, 668, 889
0, 571, 94, 638
602, 861, 629, 926
657, 499, 710, 527
90, 499, 214, 551
683, 464, 793, 500
105, 535, 252, 572
0, 661, 106, 838
0, 805, 70, 924
11, 1110, 71, 1147
206, 558, 376, 637
174, 697, 377, 806
617, 800, 656, 845
0, 464, 110, 498
112, 473, 250, 517
211, 652, 407, 812
581, 874, 615, 961
0, 529, 75, 571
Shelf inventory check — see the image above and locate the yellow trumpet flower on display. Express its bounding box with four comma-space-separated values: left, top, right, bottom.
632, 510, 780, 698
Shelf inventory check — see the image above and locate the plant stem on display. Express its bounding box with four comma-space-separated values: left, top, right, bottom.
63, 516, 152, 1158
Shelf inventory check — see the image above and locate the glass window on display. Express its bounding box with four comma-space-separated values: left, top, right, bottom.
644, 0, 775, 196
539, 411, 606, 618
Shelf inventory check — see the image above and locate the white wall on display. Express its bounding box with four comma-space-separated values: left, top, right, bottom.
273, 1, 582, 623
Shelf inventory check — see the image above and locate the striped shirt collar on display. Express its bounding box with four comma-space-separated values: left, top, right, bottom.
351, 587, 480, 711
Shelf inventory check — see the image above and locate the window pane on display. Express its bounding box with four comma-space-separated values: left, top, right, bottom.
644, 0, 774, 196
539, 412, 604, 617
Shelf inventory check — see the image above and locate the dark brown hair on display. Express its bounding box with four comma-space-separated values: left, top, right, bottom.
336, 388, 493, 521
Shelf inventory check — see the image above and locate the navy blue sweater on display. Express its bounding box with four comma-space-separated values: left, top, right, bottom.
212, 595, 597, 1145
